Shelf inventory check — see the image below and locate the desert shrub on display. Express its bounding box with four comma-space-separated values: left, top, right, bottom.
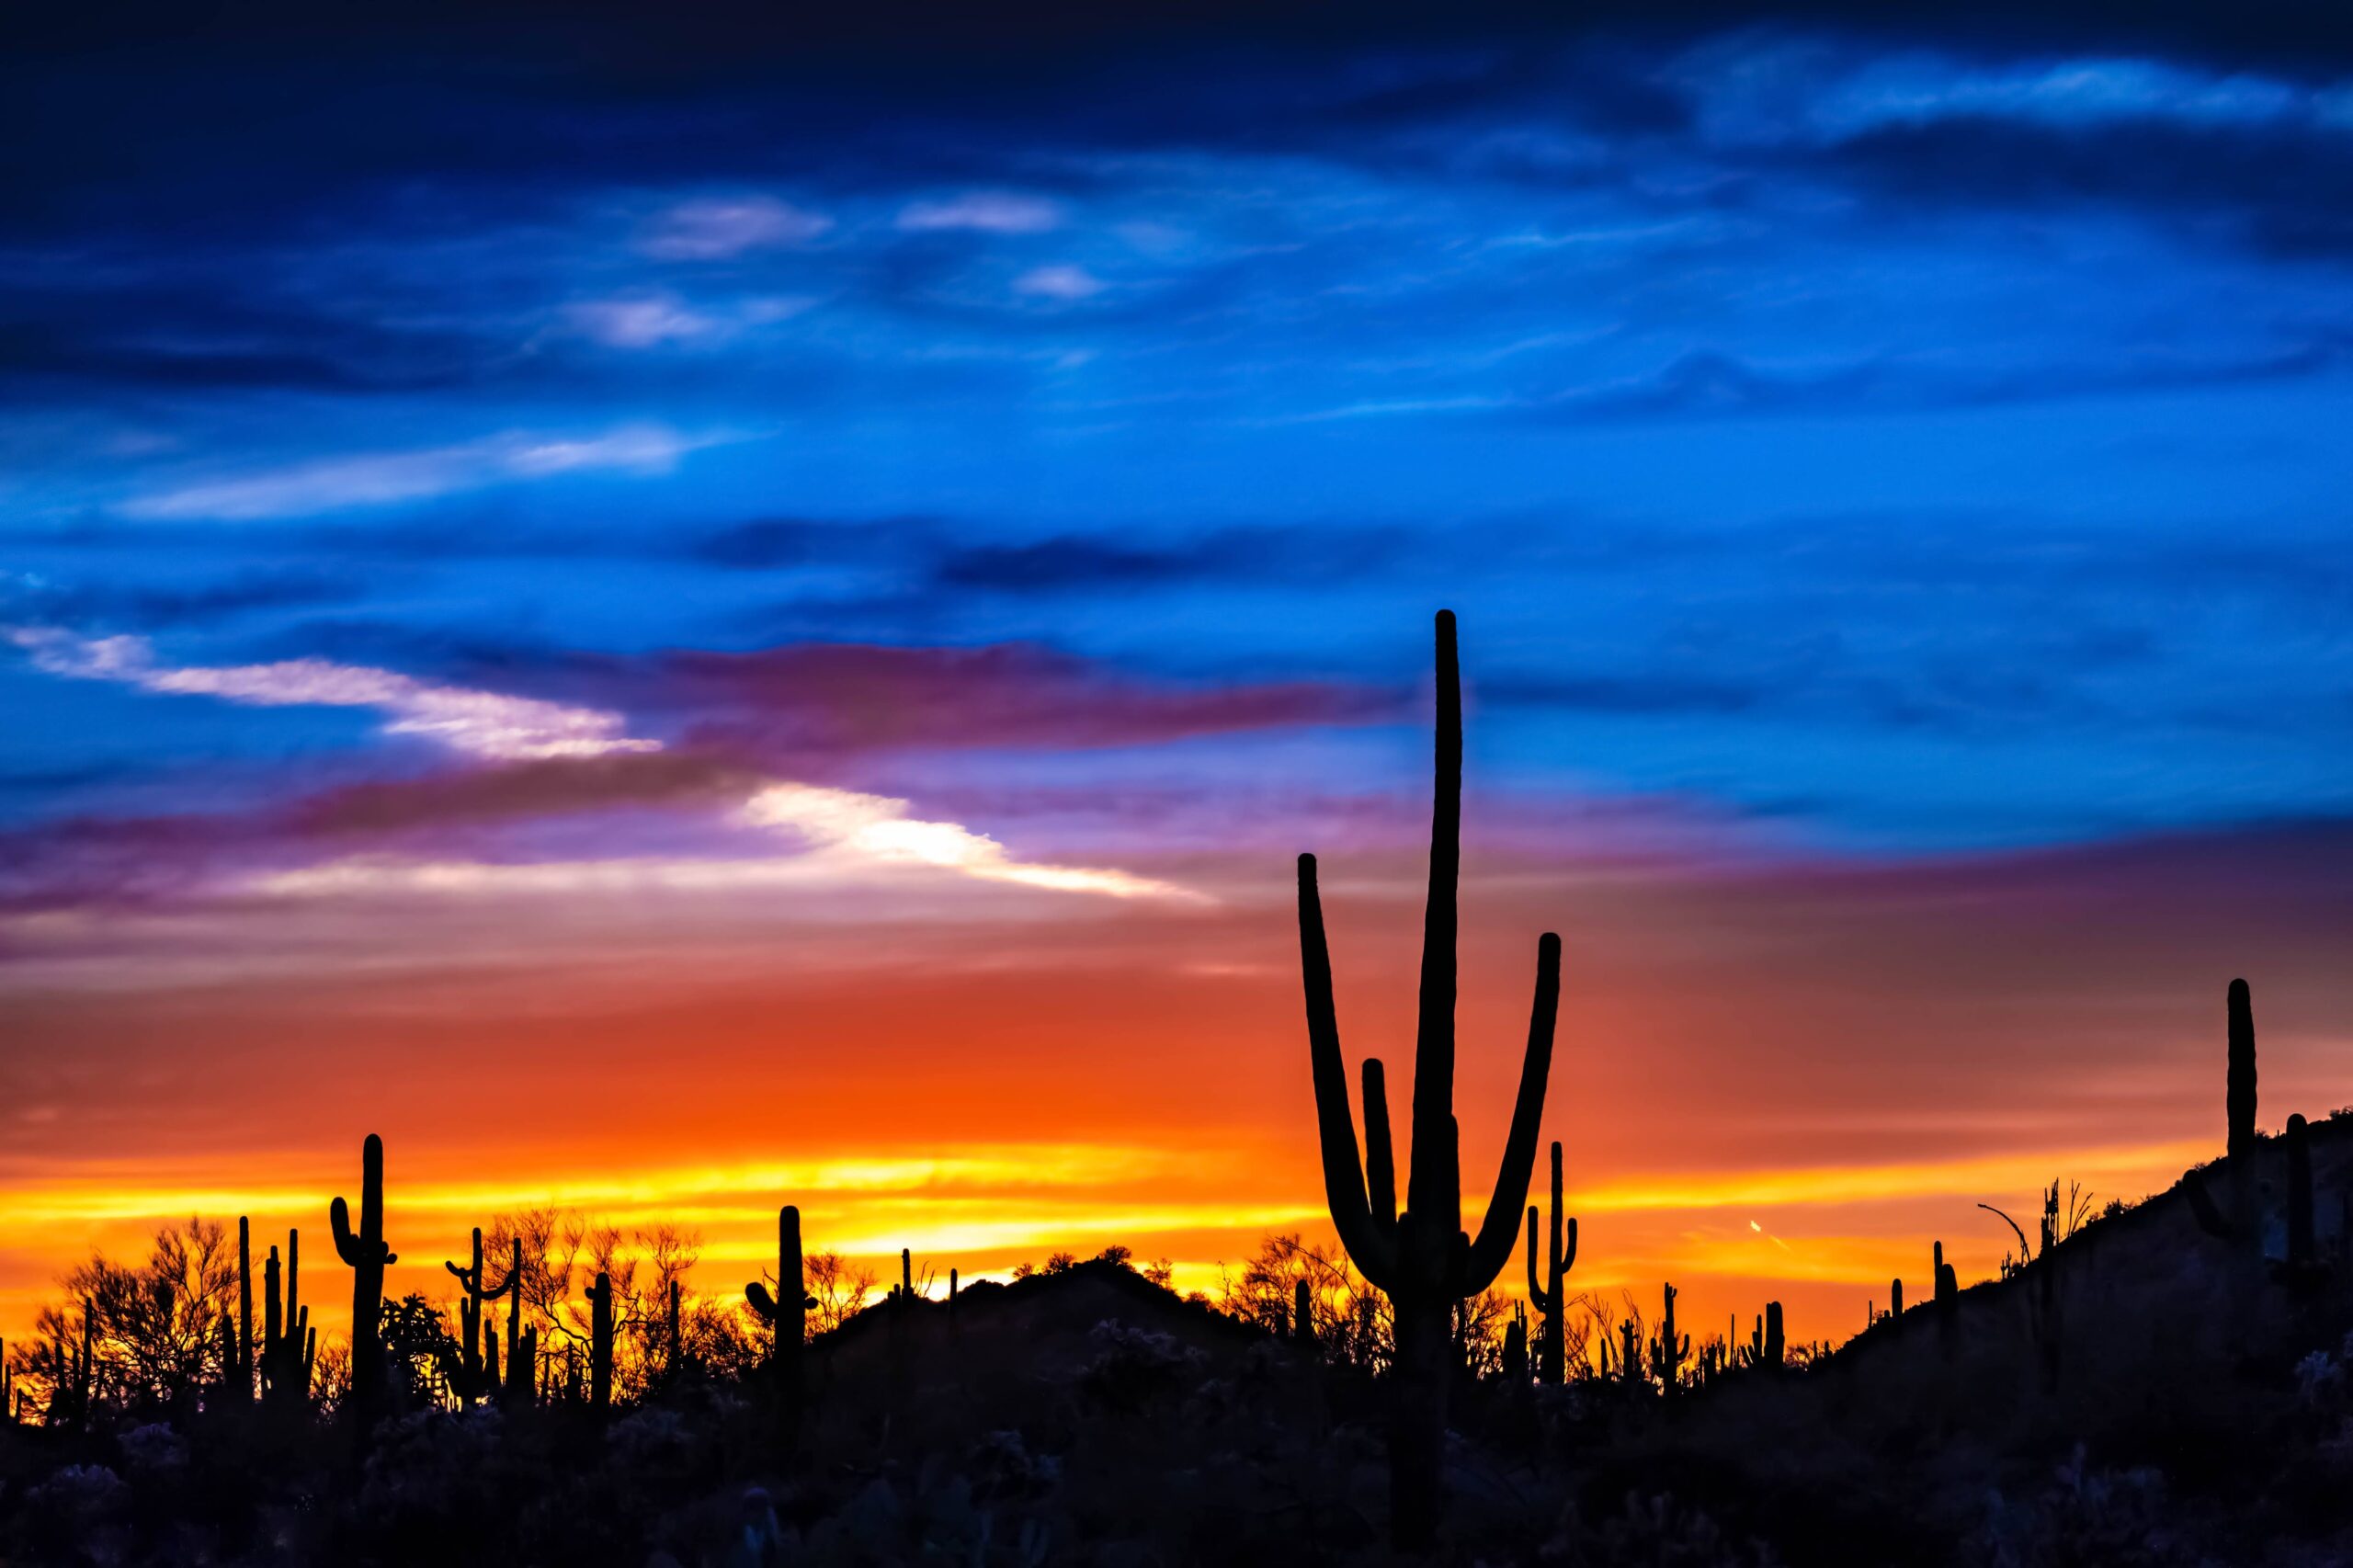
1076, 1321, 1205, 1415
1540, 1491, 1783, 1566
1971, 1446, 2204, 1568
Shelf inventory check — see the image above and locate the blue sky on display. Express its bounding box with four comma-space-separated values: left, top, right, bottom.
3, 4, 2349, 906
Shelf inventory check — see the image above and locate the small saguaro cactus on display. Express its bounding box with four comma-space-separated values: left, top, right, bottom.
1524, 1139, 1578, 1386
260, 1230, 311, 1411
744, 1204, 813, 1415
585, 1272, 614, 1414
1890, 1278, 1903, 1319
1293, 1278, 1315, 1349
330, 1134, 398, 1423
666, 1278, 683, 1373
1298, 610, 1561, 1551
1502, 1308, 1529, 1383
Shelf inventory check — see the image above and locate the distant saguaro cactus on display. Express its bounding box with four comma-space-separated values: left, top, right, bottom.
330, 1134, 397, 1424
1502, 1307, 1528, 1383
2188, 980, 2260, 1252
1298, 610, 1560, 1550
1890, 1278, 1903, 1319
1524, 1139, 1577, 1386
1762, 1301, 1784, 1371
1651, 1282, 1688, 1395
585, 1272, 614, 1414
1293, 1278, 1315, 1349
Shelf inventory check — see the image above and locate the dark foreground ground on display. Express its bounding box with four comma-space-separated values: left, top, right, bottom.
6, 1119, 2353, 1566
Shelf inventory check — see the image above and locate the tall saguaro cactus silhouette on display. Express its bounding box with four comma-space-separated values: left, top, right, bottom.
1297, 609, 1561, 1551
1524, 1140, 1577, 1385
744, 1203, 812, 1420
330, 1134, 397, 1424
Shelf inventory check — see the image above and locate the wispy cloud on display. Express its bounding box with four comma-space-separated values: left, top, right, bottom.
119, 426, 710, 520
636, 196, 833, 259
897, 191, 1063, 234
563, 293, 726, 347
10, 629, 661, 760
1012, 264, 1108, 301
6, 630, 1200, 905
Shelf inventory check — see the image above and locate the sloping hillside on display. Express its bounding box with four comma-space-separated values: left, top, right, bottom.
1632, 1115, 2353, 1563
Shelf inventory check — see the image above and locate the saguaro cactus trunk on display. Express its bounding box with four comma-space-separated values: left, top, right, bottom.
744, 1204, 809, 1421
236, 1217, 255, 1402
1298, 609, 1561, 1551
586, 1272, 614, 1415
330, 1134, 397, 1426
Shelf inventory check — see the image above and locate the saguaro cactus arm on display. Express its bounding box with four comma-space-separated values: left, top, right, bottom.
1525, 1207, 1550, 1312
330, 1148, 397, 1269
1457, 933, 1561, 1292
1362, 1060, 1396, 1230
1299, 854, 1401, 1291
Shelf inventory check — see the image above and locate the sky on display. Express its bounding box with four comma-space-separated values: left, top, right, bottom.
2, 1, 2350, 1355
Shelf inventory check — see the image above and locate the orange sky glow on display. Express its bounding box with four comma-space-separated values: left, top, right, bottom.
6, 817, 2347, 1359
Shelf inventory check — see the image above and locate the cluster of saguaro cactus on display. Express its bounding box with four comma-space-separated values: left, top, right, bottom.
330, 1133, 397, 1424
1741, 1302, 1784, 1371
1524, 1140, 1577, 1386
259, 1229, 314, 1410
440, 1228, 520, 1406
1298, 610, 1560, 1551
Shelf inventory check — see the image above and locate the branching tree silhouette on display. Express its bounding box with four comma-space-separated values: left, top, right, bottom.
1219, 1233, 1392, 1369
1296, 608, 1560, 1551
